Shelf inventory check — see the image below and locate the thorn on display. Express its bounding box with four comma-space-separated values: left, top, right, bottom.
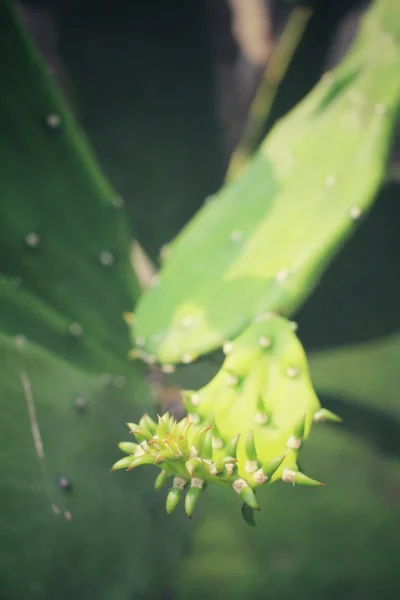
245, 431, 258, 462
185, 458, 202, 477
126, 455, 155, 470
118, 441, 139, 455
155, 469, 170, 490
225, 434, 241, 459
185, 481, 204, 518
233, 479, 260, 510
166, 487, 182, 515
241, 503, 256, 527
202, 428, 214, 460
261, 455, 286, 481
111, 456, 135, 471
313, 408, 343, 424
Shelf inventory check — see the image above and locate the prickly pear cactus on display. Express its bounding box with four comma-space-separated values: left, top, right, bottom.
133, 0, 400, 364
0, 2, 188, 597
114, 314, 340, 524
115, 0, 400, 522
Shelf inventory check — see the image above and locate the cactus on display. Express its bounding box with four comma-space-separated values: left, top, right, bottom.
133, 0, 400, 364
115, 0, 400, 521
0, 2, 188, 597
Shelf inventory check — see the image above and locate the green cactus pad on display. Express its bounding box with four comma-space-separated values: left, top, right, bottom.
115, 315, 333, 522
133, 0, 400, 364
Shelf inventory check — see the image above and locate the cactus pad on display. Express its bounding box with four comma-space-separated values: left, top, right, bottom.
132, 0, 400, 365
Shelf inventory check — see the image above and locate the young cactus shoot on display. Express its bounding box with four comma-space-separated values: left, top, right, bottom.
113, 315, 339, 523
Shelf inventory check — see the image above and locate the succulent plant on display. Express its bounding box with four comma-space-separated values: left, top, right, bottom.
0, 2, 189, 597
115, 0, 400, 522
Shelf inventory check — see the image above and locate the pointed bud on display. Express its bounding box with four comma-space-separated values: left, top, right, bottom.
154, 469, 170, 490
118, 442, 139, 455
313, 408, 342, 423
233, 479, 260, 510
261, 455, 286, 480
166, 487, 182, 515
202, 428, 214, 460
185, 480, 204, 518
126, 454, 155, 470
127, 424, 152, 443
185, 458, 202, 477
241, 503, 256, 527
225, 434, 240, 459
156, 414, 169, 439
111, 456, 135, 471
140, 413, 157, 432
294, 471, 326, 487
154, 450, 179, 464
281, 469, 325, 486
214, 456, 238, 475
166, 477, 187, 515
245, 431, 258, 462
191, 425, 212, 456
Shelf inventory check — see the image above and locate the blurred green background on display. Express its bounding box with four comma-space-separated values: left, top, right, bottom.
1, 0, 399, 598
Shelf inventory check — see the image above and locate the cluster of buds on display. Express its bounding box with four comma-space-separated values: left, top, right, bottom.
114, 315, 341, 524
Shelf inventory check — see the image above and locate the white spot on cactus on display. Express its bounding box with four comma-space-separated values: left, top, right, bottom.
230, 230, 244, 243
112, 194, 124, 208
254, 411, 268, 425
245, 460, 259, 474
181, 315, 193, 328
289, 321, 298, 332
14, 335, 26, 349
188, 413, 200, 424
253, 311, 276, 323
286, 366, 299, 378
181, 353, 194, 364
258, 336, 271, 348
191, 477, 204, 489
113, 375, 126, 389
204, 195, 215, 205
375, 103, 387, 116
253, 469, 268, 485
209, 463, 218, 475
313, 409, 325, 423
100, 373, 112, 385
276, 269, 289, 283
51, 504, 61, 515
282, 469, 296, 484
68, 322, 83, 337
46, 113, 61, 128
161, 364, 176, 374
25, 232, 40, 247
135, 336, 145, 347
225, 463, 235, 476
74, 395, 86, 409
190, 393, 201, 406
64, 510, 73, 521
350, 206, 361, 220
324, 175, 336, 188
173, 476, 186, 490
233, 478, 248, 494
99, 251, 114, 266
223, 341, 233, 354
226, 372, 239, 386
286, 436, 302, 450
212, 437, 224, 449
